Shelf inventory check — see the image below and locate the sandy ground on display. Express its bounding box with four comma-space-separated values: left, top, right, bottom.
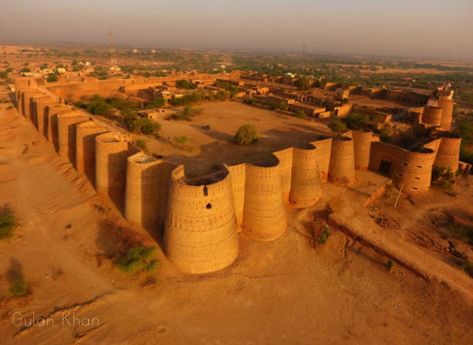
142, 101, 332, 176
0, 103, 473, 344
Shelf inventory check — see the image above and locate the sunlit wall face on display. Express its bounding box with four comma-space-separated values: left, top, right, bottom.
0, 0, 472, 58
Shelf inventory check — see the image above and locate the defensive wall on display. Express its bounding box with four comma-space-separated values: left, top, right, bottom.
13, 78, 464, 274
45, 71, 241, 101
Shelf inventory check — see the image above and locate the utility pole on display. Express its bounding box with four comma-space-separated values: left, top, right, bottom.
108, 29, 119, 72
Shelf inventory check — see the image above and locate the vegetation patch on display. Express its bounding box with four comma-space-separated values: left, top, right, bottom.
116, 245, 159, 274
0, 205, 16, 239
234, 124, 258, 145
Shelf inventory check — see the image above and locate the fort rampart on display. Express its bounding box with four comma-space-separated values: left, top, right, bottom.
13, 78, 463, 274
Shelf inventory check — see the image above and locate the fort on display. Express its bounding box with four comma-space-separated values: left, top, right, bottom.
13, 76, 469, 274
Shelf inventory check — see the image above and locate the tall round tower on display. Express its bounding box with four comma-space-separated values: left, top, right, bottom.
422, 106, 443, 127
434, 134, 461, 173
227, 163, 246, 231
274, 148, 293, 201
242, 155, 287, 241
95, 132, 129, 212
126, 152, 175, 231
329, 137, 355, 185
352, 130, 372, 170
164, 165, 239, 274
76, 121, 108, 185
439, 96, 454, 131
289, 144, 322, 208
311, 138, 332, 183
393, 148, 436, 194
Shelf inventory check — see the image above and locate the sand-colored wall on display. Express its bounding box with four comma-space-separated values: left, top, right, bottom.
242, 156, 287, 241
273, 147, 293, 200
434, 136, 461, 172
369, 142, 405, 177
95, 132, 130, 212
422, 106, 443, 127
126, 153, 175, 232
310, 138, 332, 183
32, 95, 54, 134
76, 121, 108, 185
46, 106, 73, 151
227, 163, 246, 230
352, 130, 372, 170
57, 112, 90, 165
439, 97, 454, 131
164, 165, 239, 274
289, 144, 322, 208
393, 149, 436, 193
329, 137, 355, 185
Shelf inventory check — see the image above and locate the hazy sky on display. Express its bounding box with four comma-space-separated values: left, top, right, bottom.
0, 0, 472, 59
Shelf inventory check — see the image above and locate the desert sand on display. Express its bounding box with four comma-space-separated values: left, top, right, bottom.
1, 102, 472, 345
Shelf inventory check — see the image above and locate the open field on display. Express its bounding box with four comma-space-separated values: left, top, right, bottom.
140, 101, 332, 176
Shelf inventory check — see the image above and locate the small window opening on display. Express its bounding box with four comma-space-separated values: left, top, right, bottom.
206, 203, 212, 209
203, 185, 208, 196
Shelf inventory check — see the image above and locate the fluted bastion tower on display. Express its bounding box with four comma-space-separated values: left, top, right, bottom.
329, 137, 355, 185
289, 144, 322, 208
227, 163, 246, 231
242, 155, 287, 241
439, 96, 454, 131
422, 106, 443, 127
76, 121, 108, 185
164, 165, 239, 274
95, 132, 130, 212
434, 135, 461, 173
393, 148, 436, 194
46, 104, 72, 149
126, 153, 175, 231
57, 112, 89, 166
311, 138, 332, 183
352, 130, 372, 170
274, 148, 293, 200
33, 95, 54, 134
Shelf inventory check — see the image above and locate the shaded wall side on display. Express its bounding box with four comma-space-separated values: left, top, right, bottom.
352, 130, 372, 170
434, 137, 461, 172
95, 136, 129, 212
273, 147, 293, 200
76, 124, 108, 185
227, 163, 246, 230
311, 138, 332, 183
329, 138, 355, 185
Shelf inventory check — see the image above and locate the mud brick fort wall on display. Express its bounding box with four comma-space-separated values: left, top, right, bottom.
13, 78, 464, 274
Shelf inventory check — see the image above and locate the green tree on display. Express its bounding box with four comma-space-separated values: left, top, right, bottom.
46, 73, 58, 83
328, 118, 347, 135
234, 124, 258, 145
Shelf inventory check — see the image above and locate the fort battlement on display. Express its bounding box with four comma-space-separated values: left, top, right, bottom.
13, 78, 464, 274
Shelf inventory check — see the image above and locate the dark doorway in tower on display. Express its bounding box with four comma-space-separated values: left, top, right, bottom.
378, 160, 392, 176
